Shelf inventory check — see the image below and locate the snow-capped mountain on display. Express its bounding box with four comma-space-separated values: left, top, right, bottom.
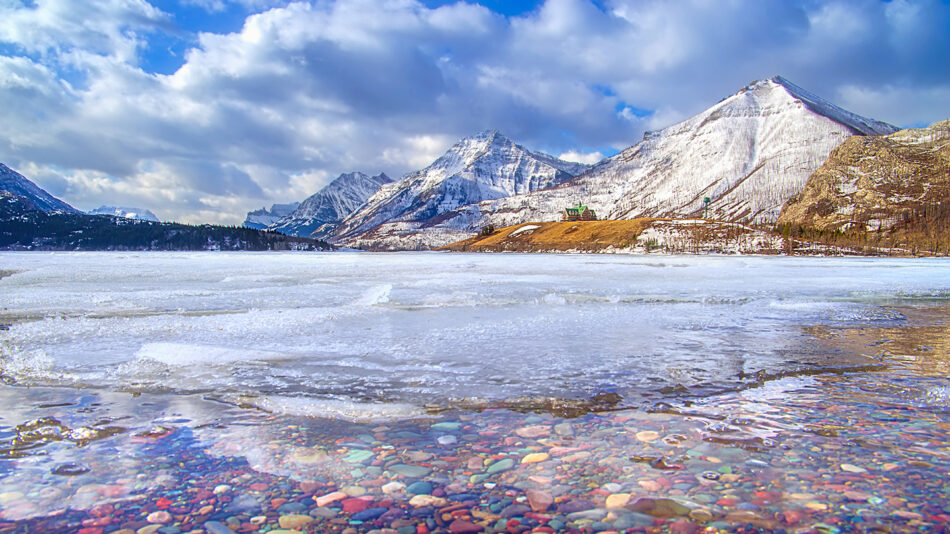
268, 172, 393, 238
333, 131, 588, 248
243, 202, 299, 229
468, 76, 898, 230
370, 76, 898, 249
0, 163, 77, 213
88, 205, 160, 222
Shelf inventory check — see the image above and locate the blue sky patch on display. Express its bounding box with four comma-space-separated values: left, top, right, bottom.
421, 0, 544, 16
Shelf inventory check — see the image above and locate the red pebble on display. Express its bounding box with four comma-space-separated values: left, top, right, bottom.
271, 498, 287, 508
77, 529, 103, 534
449, 519, 483, 533
156, 497, 173, 509
416, 524, 429, 534
249, 483, 268, 491
532, 527, 555, 533
669, 519, 698, 534
341, 497, 373, 514
716, 498, 738, 506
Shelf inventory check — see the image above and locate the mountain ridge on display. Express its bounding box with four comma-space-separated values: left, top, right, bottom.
0, 163, 77, 213
244, 202, 300, 229
89, 205, 160, 222
268, 171, 393, 239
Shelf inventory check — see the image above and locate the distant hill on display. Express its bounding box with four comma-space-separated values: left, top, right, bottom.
1, 191, 330, 251
0, 163, 77, 213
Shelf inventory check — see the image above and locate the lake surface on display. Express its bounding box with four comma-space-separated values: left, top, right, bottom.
2, 252, 946, 414
0, 252, 948, 532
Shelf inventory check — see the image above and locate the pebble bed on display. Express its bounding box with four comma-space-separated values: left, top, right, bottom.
1, 314, 949, 534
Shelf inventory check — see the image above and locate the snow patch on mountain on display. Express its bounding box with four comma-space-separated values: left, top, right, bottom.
89, 205, 160, 222
269, 172, 393, 238
0, 163, 77, 213
243, 202, 299, 229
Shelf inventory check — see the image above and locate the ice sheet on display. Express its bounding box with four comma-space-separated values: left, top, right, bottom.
1, 251, 948, 417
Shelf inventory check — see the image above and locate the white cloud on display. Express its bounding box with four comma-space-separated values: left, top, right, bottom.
0, 0, 169, 65
837, 84, 950, 128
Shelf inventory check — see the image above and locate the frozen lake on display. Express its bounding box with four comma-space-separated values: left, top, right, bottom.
1, 252, 948, 419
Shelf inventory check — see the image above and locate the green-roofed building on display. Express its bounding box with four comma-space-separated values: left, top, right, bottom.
562, 204, 597, 221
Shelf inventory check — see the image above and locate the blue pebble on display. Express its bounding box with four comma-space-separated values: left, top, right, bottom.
410, 506, 435, 518
406, 481, 433, 495
351, 507, 388, 522
277, 502, 307, 514
500, 504, 531, 518
226, 494, 261, 514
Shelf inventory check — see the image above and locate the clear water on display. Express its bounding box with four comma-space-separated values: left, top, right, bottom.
1, 252, 948, 418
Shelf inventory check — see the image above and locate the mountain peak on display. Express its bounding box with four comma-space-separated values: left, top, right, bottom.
735, 76, 898, 136
474, 129, 501, 141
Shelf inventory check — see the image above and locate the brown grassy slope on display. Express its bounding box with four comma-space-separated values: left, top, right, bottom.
439, 219, 794, 254
776, 119, 950, 254
440, 220, 657, 252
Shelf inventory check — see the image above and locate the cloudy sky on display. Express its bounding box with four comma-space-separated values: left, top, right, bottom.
2, 0, 949, 224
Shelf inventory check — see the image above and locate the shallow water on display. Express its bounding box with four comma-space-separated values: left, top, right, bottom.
0, 252, 949, 532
